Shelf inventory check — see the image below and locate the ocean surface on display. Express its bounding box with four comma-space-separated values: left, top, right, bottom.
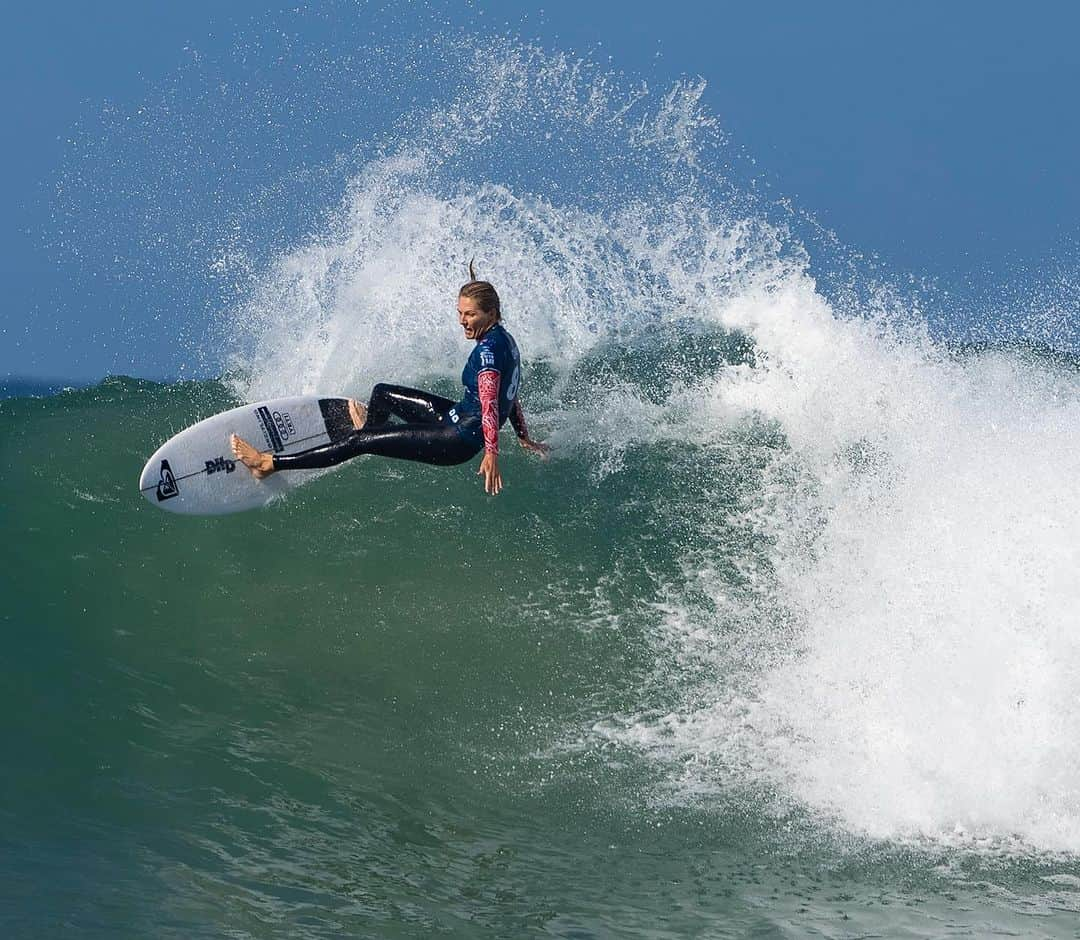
7, 25, 1080, 939
4, 333, 1080, 938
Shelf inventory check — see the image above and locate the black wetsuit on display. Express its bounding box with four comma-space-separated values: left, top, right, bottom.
272, 323, 525, 472
272, 384, 481, 470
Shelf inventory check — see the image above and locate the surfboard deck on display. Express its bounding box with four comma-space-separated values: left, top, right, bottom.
138, 395, 356, 515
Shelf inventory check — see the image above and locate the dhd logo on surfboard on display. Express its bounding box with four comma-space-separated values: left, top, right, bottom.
204, 455, 236, 476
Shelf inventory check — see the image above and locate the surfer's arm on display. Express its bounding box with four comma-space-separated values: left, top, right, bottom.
510, 398, 549, 457
478, 369, 500, 456
509, 399, 529, 439
476, 369, 502, 495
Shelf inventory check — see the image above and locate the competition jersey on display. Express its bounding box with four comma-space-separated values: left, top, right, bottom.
449, 323, 521, 440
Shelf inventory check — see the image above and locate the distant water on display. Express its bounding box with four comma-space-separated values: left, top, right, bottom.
13, 22, 1080, 939
0, 378, 91, 400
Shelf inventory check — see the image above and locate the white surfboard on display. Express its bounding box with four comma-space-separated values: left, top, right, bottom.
138, 395, 356, 515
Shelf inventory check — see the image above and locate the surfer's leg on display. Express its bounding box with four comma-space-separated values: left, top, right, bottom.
349, 424, 481, 466
365, 384, 457, 428
271, 424, 479, 471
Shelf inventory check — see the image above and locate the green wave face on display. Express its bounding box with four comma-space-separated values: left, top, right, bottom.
5, 327, 1080, 937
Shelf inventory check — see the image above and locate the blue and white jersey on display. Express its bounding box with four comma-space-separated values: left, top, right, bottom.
449, 323, 521, 438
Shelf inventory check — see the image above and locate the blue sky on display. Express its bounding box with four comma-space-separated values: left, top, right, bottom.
5, 1, 1079, 380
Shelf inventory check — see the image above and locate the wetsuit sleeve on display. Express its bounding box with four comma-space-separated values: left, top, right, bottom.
509, 398, 529, 439
477, 369, 500, 456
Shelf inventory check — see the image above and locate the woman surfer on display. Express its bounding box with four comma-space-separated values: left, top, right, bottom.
229, 269, 547, 494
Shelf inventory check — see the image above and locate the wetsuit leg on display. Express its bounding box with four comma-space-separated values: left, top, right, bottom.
272, 423, 481, 470
365, 384, 457, 427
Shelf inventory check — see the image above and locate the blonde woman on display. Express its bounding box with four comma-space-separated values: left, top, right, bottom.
231, 270, 547, 494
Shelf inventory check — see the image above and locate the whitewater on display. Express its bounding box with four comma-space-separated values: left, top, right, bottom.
4, 24, 1080, 939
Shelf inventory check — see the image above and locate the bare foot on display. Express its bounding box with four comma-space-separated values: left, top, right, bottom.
230, 433, 275, 479
349, 398, 367, 430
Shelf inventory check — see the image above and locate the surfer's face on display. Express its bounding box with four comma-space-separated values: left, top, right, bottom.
458, 295, 497, 340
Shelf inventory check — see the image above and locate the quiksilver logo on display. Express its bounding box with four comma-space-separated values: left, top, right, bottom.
156, 459, 179, 501
204, 455, 236, 476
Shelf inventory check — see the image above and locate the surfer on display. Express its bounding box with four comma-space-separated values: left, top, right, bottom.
230, 267, 548, 494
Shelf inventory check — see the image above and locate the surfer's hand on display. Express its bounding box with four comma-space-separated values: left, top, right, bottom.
478, 452, 502, 495
518, 436, 550, 460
